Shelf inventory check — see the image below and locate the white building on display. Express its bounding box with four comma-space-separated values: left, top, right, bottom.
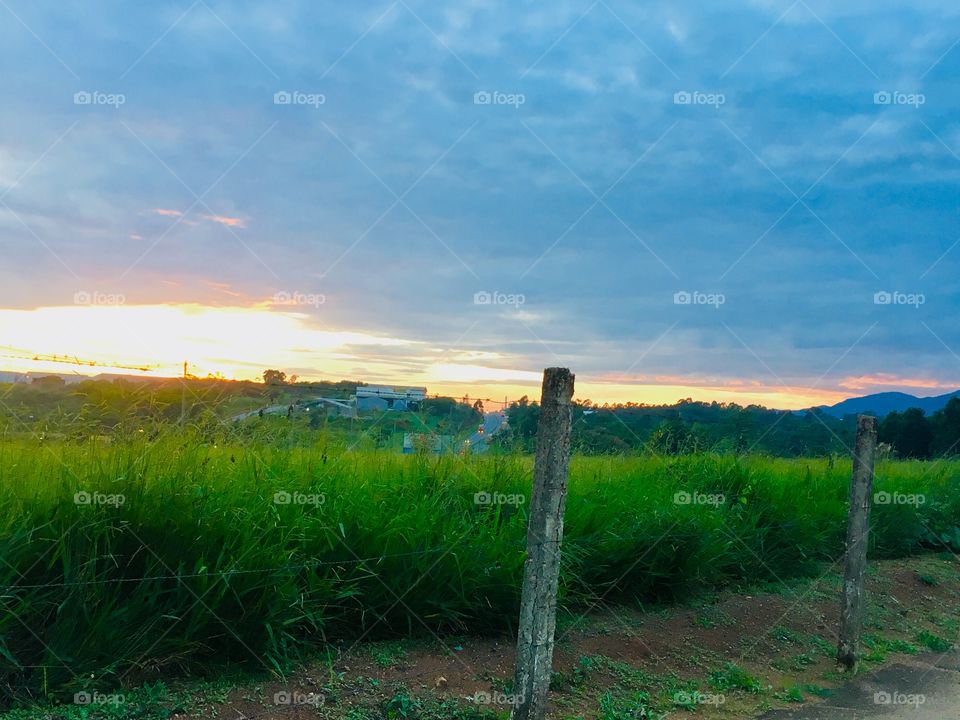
355, 385, 427, 412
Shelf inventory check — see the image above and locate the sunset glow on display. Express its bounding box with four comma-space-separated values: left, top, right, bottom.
0, 304, 411, 380
1, 303, 946, 410
2, 2, 958, 422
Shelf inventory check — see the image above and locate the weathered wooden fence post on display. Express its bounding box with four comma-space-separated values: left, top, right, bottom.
511, 368, 575, 720
837, 414, 878, 670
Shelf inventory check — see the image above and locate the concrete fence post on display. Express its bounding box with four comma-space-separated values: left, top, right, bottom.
511, 368, 575, 720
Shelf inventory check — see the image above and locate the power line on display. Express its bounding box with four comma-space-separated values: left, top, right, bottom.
0, 346, 158, 373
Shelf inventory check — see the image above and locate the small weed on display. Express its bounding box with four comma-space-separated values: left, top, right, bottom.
876, 637, 919, 655
708, 662, 763, 693
775, 685, 804, 703
595, 657, 655, 689
372, 642, 408, 668
550, 655, 598, 692
862, 634, 921, 662
385, 689, 421, 718
932, 614, 959, 633
597, 690, 660, 720
917, 631, 953, 652
769, 626, 803, 645
807, 635, 835, 656
346, 709, 377, 720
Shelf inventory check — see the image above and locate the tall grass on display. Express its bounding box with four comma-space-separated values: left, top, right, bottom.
1, 435, 958, 702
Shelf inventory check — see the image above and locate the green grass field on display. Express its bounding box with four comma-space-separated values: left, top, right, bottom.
2, 435, 958, 705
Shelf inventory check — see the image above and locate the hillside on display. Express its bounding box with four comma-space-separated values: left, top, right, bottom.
817, 390, 960, 418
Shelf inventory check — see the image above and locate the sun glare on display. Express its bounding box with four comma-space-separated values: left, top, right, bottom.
0, 304, 411, 380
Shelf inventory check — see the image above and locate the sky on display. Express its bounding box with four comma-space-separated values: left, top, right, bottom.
0, 0, 958, 409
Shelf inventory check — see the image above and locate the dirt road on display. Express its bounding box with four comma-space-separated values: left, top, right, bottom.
761, 653, 960, 719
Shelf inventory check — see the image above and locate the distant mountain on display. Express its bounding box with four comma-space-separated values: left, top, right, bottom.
816, 390, 960, 418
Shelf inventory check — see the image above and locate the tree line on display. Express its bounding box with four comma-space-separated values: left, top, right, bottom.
878, 399, 960, 459
500, 397, 960, 459
6, 374, 960, 459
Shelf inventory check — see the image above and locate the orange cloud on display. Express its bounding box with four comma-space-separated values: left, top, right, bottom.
561, 371, 847, 409
838, 374, 957, 391
596, 372, 767, 389
206, 281, 244, 298
148, 209, 245, 229
201, 214, 247, 229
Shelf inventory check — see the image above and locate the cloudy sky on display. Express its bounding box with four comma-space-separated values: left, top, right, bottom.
0, 0, 958, 408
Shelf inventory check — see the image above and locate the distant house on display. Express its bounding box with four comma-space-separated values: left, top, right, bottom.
303, 397, 357, 418
402, 432, 451, 454
355, 385, 426, 413
31, 375, 66, 388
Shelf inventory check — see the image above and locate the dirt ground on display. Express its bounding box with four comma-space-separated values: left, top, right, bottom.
164, 555, 960, 720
